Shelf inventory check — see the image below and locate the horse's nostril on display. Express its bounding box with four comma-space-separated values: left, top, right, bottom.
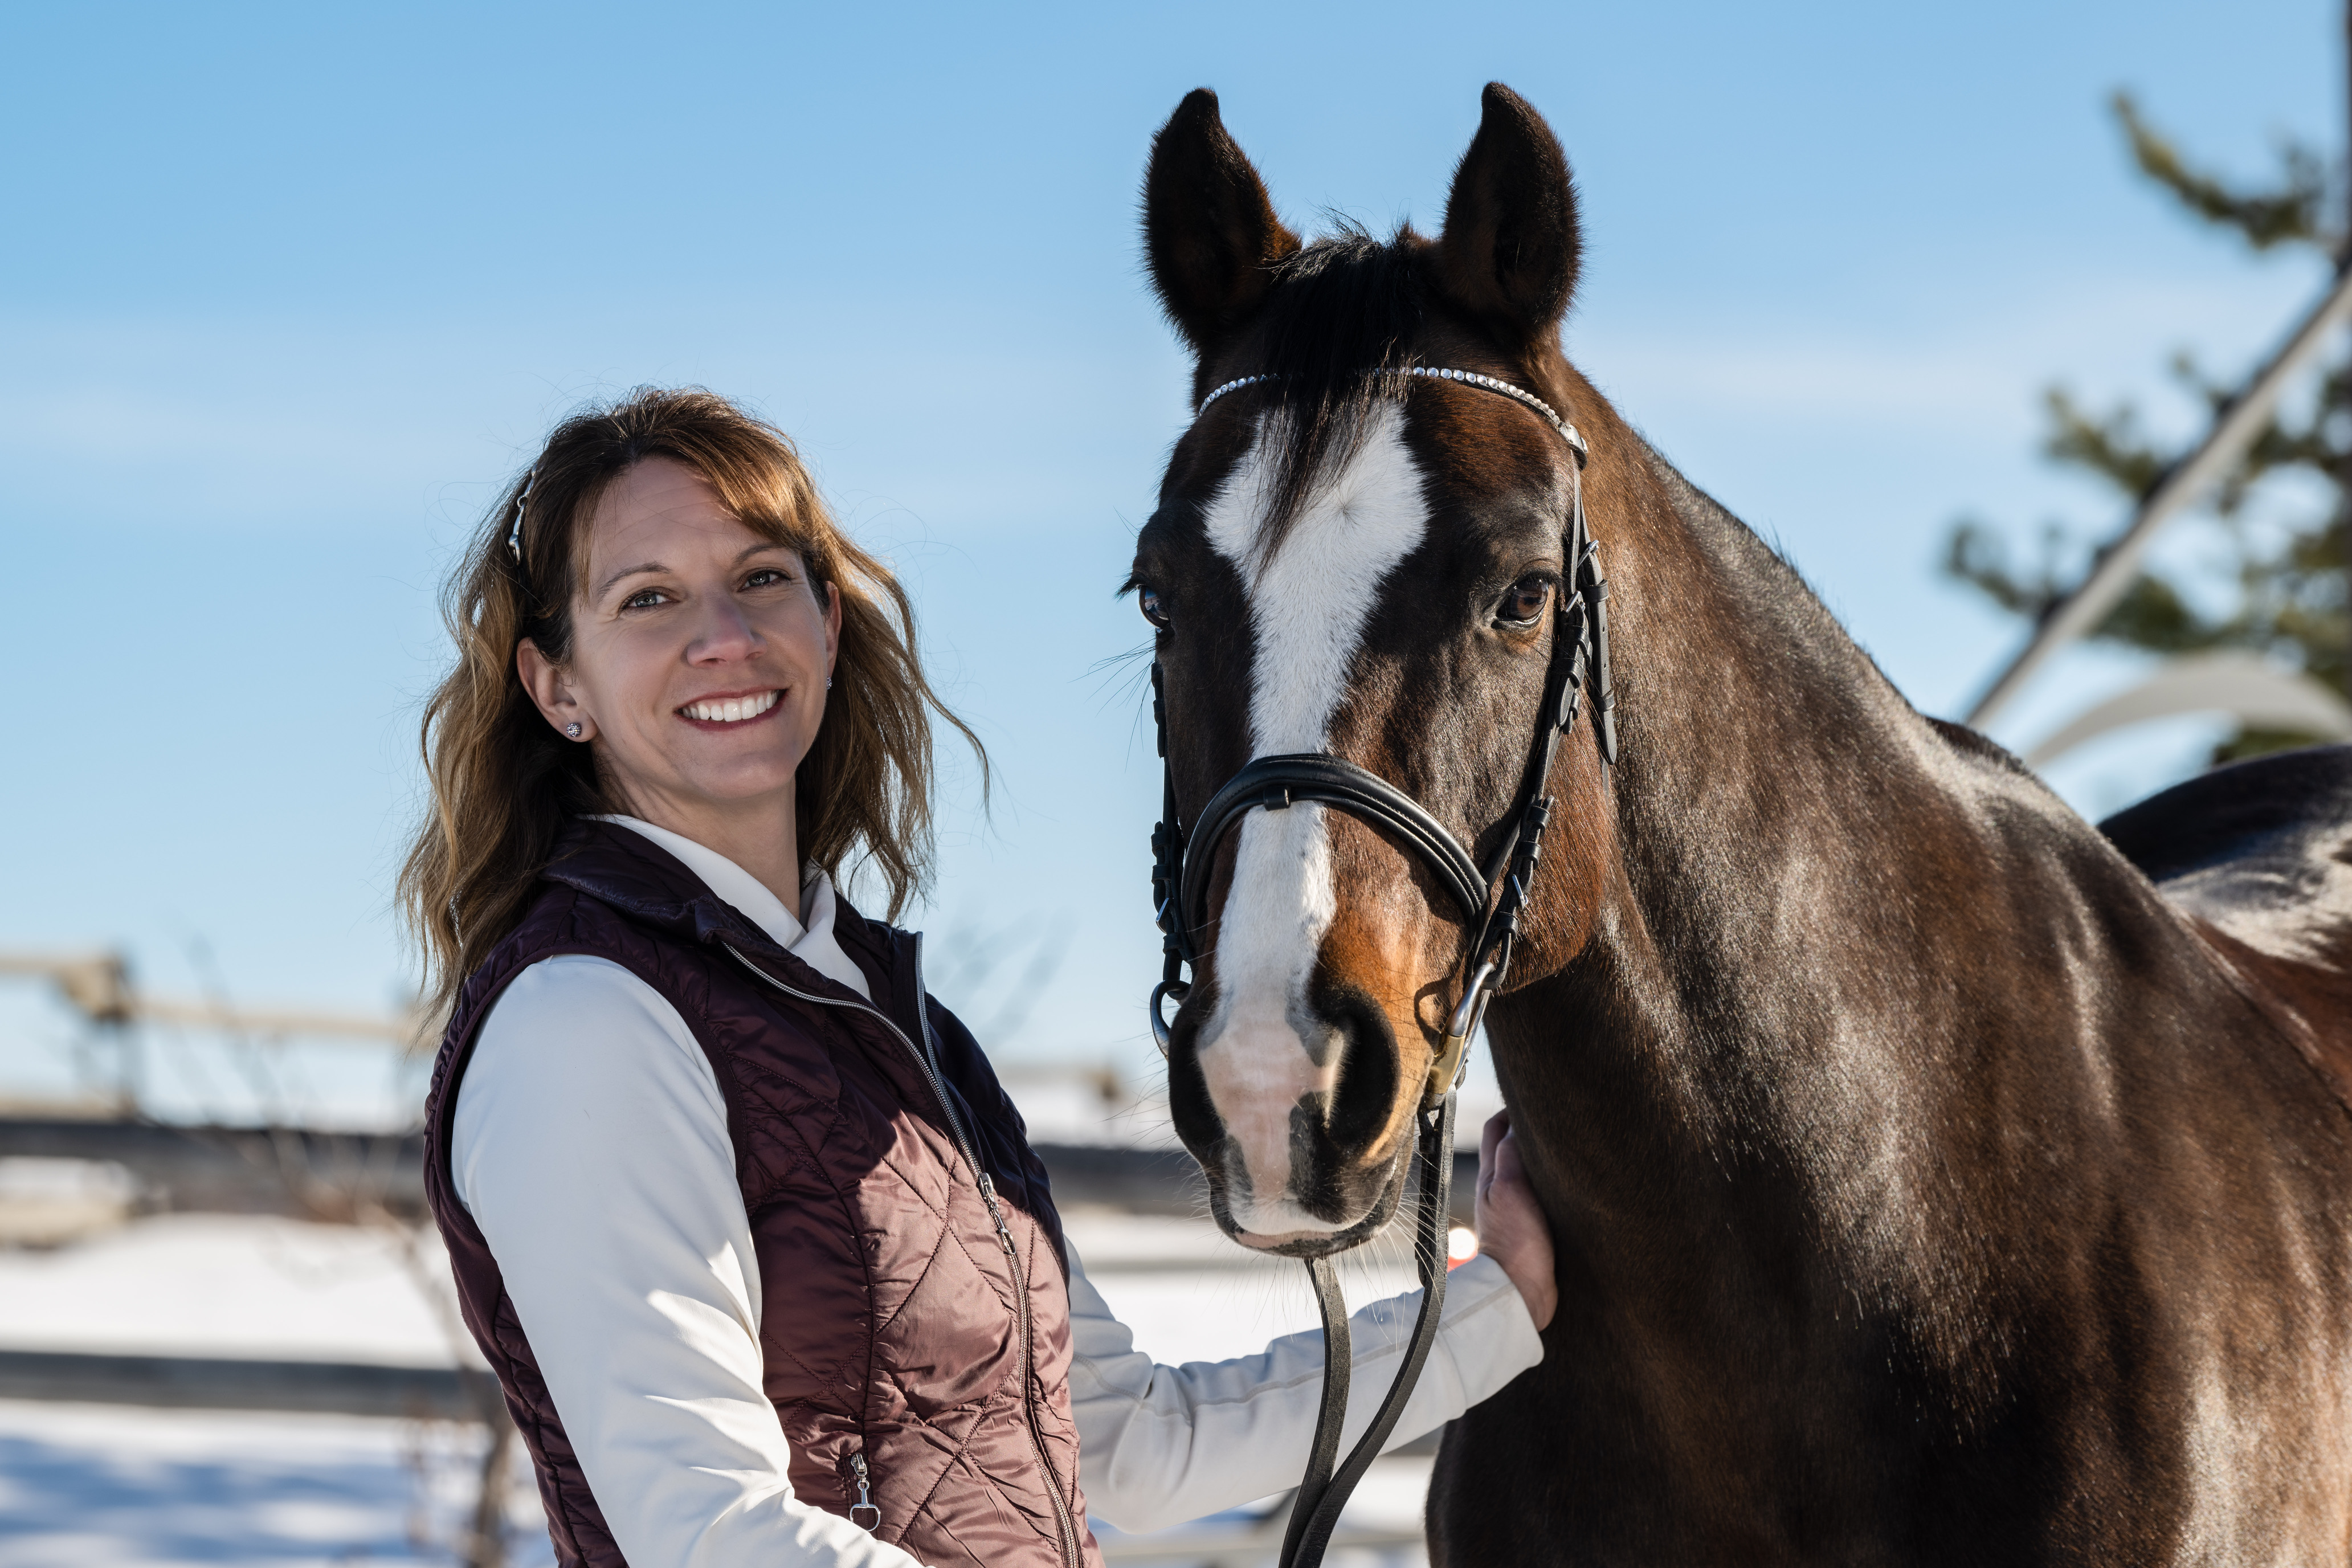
1272, 983, 1404, 1224
1313, 982, 1400, 1154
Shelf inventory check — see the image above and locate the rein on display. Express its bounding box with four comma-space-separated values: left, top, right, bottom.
1143, 366, 1614, 1568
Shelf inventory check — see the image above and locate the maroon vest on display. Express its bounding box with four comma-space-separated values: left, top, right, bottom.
421, 820, 1100, 1567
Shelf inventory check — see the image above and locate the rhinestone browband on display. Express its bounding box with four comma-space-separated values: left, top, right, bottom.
1194, 366, 1586, 459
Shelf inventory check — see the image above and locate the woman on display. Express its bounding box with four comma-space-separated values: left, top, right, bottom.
405, 388, 1554, 1568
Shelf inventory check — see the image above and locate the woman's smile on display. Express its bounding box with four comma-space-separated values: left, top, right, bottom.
679, 687, 785, 728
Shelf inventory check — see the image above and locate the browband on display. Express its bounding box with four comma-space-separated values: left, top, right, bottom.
1196, 366, 1587, 462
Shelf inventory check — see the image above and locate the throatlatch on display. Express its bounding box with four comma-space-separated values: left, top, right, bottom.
1141, 367, 1617, 1568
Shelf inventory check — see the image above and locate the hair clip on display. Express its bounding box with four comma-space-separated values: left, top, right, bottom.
505, 468, 538, 562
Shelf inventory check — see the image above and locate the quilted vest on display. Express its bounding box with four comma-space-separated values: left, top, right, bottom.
420, 819, 1100, 1567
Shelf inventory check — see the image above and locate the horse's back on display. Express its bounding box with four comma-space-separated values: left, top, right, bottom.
2098, 745, 2352, 1104
2100, 745, 2352, 962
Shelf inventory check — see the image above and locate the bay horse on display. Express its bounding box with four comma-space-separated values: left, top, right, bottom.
1130, 83, 2352, 1563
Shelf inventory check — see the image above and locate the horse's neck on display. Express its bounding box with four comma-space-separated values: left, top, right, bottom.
1590, 446, 2027, 1032
1491, 440, 2239, 1330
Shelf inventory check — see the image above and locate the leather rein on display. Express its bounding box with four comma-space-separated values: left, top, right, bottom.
1142, 365, 1616, 1568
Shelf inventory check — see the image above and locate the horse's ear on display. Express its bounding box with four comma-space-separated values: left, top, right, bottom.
1434, 83, 1581, 348
1144, 89, 1302, 352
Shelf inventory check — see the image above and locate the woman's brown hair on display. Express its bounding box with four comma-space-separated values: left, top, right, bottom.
399, 387, 981, 1013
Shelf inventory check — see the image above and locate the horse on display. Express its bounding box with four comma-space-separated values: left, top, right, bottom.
1129, 82, 2352, 1563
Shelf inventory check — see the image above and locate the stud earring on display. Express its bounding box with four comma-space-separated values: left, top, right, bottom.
825, 676, 832, 690
565, 722, 583, 739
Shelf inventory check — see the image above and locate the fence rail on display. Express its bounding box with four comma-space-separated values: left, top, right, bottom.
0, 1117, 1477, 1227
0, 1348, 499, 1422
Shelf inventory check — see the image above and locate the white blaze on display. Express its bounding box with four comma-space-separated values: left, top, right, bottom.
1198, 405, 1431, 1238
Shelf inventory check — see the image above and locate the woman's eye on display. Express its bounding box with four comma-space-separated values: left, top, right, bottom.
1497, 575, 1554, 626
742, 567, 789, 590
1139, 585, 1171, 628
622, 588, 669, 611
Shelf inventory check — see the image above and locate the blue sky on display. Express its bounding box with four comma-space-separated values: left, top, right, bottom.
1, 0, 2342, 1099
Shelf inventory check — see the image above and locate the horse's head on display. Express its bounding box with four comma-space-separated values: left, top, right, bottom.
1133, 84, 1614, 1255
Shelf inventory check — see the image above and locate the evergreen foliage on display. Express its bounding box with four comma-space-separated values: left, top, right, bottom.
1944, 92, 2350, 757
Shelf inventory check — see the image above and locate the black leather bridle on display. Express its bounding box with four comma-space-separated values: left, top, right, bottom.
1142, 366, 1617, 1568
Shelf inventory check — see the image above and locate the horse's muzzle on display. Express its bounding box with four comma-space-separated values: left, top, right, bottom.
1171, 981, 1413, 1250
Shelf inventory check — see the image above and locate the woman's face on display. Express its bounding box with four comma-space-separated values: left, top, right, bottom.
518, 456, 840, 830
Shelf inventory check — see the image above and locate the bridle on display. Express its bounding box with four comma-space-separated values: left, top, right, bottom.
1142, 364, 1618, 1568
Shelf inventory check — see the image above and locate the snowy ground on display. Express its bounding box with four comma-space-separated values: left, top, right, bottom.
0, 1400, 548, 1568
0, 1211, 1443, 1565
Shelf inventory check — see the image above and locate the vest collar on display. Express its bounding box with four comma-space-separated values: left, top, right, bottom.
542, 816, 914, 1011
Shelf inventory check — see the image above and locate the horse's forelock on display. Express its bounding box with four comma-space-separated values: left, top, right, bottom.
1241, 226, 1428, 562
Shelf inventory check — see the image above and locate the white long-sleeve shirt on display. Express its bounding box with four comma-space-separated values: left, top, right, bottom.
452, 815, 1544, 1568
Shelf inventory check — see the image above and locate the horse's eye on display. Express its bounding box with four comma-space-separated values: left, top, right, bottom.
1497, 574, 1553, 626
1140, 585, 1171, 628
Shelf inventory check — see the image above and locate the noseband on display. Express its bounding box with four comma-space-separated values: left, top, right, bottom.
1141, 365, 1619, 1568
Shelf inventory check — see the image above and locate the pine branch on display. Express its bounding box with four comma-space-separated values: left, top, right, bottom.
1945, 518, 2066, 620
2041, 387, 2170, 500
2090, 571, 2229, 654
2113, 91, 2331, 252
1941, 516, 2233, 654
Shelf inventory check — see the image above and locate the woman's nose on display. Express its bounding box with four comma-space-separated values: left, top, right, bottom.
686, 596, 764, 663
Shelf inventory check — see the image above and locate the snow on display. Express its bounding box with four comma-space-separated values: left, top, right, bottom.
0, 1399, 550, 1568
0, 1215, 473, 1369
0, 1212, 1444, 1565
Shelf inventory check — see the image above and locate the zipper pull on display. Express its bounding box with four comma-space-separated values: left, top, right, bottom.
847, 1451, 879, 1532
976, 1173, 1019, 1257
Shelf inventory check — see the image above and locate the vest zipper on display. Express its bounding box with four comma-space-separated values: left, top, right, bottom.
724, 940, 1081, 1568
847, 1449, 880, 1533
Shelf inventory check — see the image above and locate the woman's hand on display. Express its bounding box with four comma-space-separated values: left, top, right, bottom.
1473, 1110, 1555, 1332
